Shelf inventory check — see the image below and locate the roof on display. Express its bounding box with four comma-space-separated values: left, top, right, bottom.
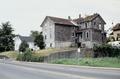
73, 13, 106, 24
112, 23, 120, 31
17, 35, 34, 42
47, 16, 76, 26
41, 13, 106, 27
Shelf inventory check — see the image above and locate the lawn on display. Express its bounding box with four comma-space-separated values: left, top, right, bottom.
51, 57, 120, 68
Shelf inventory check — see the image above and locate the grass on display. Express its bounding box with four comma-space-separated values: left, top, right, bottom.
51, 57, 120, 68
33, 47, 76, 57
0, 47, 76, 59
0, 51, 19, 59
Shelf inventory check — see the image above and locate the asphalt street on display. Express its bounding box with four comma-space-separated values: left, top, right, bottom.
0, 59, 120, 79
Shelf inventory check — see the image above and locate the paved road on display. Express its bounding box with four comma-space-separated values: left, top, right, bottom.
0, 60, 120, 79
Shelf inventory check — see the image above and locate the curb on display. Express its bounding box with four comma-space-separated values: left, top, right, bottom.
12, 61, 120, 71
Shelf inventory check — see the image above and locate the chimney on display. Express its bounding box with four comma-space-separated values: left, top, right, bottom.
79, 14, 81, 18
68, 16, 71, 20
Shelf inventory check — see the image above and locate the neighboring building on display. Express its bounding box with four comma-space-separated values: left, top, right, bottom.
14, 35, 39, 51
41, 13, 106, 48
109, 23, 120, 41
108, 23, 120, 46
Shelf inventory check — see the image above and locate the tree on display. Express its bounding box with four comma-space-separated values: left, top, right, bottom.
0, 21, 15, 52
30, 31, 39, 38
19, 41, 29, 52
30, 31, 45, 49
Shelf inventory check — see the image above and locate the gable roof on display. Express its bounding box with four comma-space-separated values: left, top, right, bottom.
17, 35, 34, 42
47, 16, 77, 26
41, 13, 106, 27
41, 16, 78, 27
74, 13, 106, 24
112, 23, 120, 31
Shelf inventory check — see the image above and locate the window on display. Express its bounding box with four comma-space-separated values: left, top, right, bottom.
94, 22, 96, 25
72, 32, 75, 37
50, 43, 52, 47
80, 32, 82, 39
86, 32, 89, 38
117, 34, 120, 37
85, 23, 87, 28
50, 28, 52, 39
72, 27, 75, 29
99, 24, 102, 30
50, 33, 52, 38
45, 35, 47, 39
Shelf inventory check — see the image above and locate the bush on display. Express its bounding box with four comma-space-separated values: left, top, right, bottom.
17, 49, 45, 62
31, 56, 44, 62
17, 54, 24, 61
19, 41, 29, 52
93, 44, 120, 57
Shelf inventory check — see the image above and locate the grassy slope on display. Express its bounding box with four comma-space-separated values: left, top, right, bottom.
0, 47, 76, 59
51, 58, 120, 68
0, 51, 18, 59
33, 48, 76, 57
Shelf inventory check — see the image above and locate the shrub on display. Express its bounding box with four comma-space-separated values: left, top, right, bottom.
93, 44, 120, 57
17, 48, 45, 62
16, 54, 24, 61
19, 41, 29, 52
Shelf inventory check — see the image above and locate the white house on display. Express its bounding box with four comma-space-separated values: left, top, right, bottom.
14, 35, 39, 51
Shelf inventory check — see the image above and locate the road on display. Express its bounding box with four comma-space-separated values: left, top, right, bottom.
0, 59, 120, 79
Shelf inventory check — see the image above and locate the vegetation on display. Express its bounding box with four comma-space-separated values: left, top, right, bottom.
19, 41, 29, 52
51, 58, 120, 68
0, 51, 18, 59
93, 44, 120, 57
17, 48, 44, 62
34, 47, 76, 56
0, 21, 15, 52
30, 31, 45, 49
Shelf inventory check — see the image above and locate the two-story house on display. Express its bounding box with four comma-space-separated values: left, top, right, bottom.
41, 13, 106, 48
74, 14, 106, 48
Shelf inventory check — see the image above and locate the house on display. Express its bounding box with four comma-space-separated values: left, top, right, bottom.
14, 35, 39, 51
41, 13, 106, 48
108, 23, 120, 46
109, 23, 120, 41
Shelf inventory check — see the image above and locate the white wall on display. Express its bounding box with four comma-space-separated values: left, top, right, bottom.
42, 18, 55, 48
14, 37, 39, 51
14, 37, 22, 51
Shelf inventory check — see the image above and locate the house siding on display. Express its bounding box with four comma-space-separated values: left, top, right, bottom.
42, 18, 55, 48
77, 17, 106, 48
41, 14, 106, 48
55, 24, 75, 47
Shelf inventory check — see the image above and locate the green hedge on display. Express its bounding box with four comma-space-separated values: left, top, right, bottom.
93, 44, 120, 57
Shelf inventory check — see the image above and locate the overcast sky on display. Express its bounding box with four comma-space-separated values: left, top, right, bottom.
0, 0, 120, 36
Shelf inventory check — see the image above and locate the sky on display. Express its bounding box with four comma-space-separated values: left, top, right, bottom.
0, 0, 120, 36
